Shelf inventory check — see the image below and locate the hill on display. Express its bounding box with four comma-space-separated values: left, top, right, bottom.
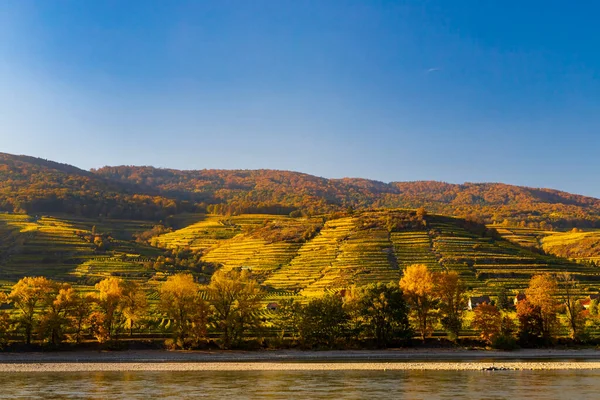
95, 165, 600, 228
0, 153, 195, 220
1, 152, 600, 229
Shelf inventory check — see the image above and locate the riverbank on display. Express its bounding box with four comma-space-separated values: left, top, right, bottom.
0, 348, 599, 365
1, 360, 600, 372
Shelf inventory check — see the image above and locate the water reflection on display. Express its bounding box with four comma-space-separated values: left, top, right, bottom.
0, 369, 597, 399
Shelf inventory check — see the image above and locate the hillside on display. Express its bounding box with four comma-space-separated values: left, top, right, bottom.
95, 166, 600, 228
1, 153, 600, 229
0, 153, 195, 220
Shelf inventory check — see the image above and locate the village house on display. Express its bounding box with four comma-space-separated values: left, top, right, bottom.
581, 294, 600, 310
514, 292, 526, 305
266, 302, 279, 311
468, 295, 491, 310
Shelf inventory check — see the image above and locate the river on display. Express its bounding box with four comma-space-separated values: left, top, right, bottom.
0, 368, 597, 399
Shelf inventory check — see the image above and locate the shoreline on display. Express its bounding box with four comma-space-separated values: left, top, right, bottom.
0, 349, 599, 371
2, 360, 600, 372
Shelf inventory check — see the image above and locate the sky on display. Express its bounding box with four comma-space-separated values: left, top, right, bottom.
1, 1, 599, 197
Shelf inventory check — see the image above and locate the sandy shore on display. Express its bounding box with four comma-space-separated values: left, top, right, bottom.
0, 349, 599, 371
1, 361, 600, 372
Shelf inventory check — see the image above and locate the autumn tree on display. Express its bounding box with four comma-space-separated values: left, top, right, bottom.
91, 277, 127, 343
435, 271, 467, 340
556, 272, 585, 340
120, 281, 148, 337
516, 299, 545, 346
400, 264, 438, 340
69, 292, 93, 344
471, 303, 502, 344
38, 283, 77, 346
525, 274, 559, 340
8, 277, 54, 345
349, 283, 412, 347
159, 273, 210, 348
207, 269, 263, 348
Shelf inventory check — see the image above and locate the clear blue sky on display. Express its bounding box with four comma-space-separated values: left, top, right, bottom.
1, 1, 599, 197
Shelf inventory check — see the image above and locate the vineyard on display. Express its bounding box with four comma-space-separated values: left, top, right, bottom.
2, 210, 600, 306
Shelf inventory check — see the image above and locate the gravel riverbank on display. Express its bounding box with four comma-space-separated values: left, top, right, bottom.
0, 349, 599, 371
1, 360, 600, 372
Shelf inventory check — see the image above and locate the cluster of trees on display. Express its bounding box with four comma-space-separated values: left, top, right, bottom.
472, 272, 594, 348
0, 276, 148, 347
1, 264, 599, 350
0, 269, 262, 349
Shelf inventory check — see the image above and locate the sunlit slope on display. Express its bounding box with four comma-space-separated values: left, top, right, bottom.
494, 226, 600, 265
0, 213, 160, 283
152, 211, 600, 295
541, 230, 600, 263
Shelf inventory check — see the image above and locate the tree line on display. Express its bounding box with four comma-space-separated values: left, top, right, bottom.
0, 265, 598, 350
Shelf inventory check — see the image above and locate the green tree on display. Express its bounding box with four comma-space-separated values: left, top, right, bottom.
496, 285, 512, 311
435, 271, 467, 340
299, 294, 349, 348
272, 298, 303, 341
349, 283, 412, 347
0, 293, 10, 348
556, 272, 585, 340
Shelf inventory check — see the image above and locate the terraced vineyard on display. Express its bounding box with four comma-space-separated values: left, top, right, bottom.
0, 213, 160, 288
152, 211, 600, 297
494, 225, 600, 265
2, 210, 600, 302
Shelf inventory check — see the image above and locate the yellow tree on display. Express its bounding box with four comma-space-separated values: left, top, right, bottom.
69, 292, 93, 344
91, 277, 125, 342
38, 282, 76, 346
525, 274, 559, 340
121, 281, 148, 337
435, 271, 467, 340
159, 273, 209, 348
8, 277, 54, 345
207, 268, 263, 348
399, 264, 437, 340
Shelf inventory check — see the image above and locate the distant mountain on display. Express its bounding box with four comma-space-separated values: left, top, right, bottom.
0, 153, 193, 220
1, 153, 599, 227
95, 165, 600, 228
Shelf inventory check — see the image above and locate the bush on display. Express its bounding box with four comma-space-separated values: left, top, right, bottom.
491, 335, 519, 350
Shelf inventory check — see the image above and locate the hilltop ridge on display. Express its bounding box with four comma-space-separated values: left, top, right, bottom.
1, 152, 599, 228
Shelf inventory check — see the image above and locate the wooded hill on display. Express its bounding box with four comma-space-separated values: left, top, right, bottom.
1, 152, 600, 229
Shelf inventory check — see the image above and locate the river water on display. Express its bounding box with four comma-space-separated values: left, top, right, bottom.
0, 368, 598, 399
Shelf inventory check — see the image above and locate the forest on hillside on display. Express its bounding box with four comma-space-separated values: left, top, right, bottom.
2, 152, 600, 228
